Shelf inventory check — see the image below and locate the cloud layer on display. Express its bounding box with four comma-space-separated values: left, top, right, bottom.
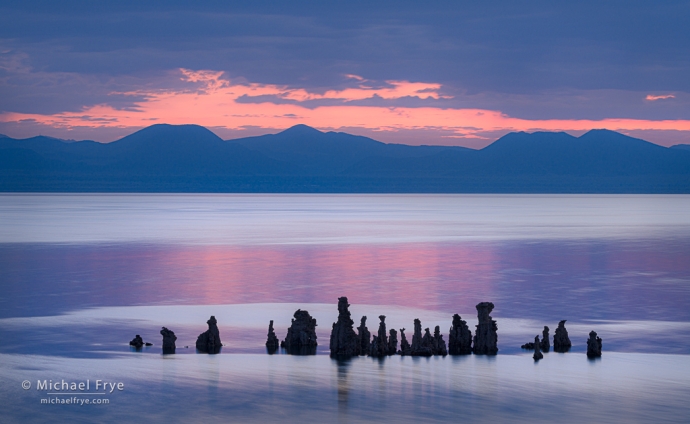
2, 68, 689, 147
0, 1, 689, 146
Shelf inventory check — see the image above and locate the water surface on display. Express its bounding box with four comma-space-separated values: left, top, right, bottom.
1, 194, 689, 422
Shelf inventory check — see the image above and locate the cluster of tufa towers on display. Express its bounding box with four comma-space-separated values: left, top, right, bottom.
267, 297, 602, 359
266, 297, 500, 357
129, 315, 223, 355
128, 297, 602, 359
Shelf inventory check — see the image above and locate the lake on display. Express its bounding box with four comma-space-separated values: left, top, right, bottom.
1, 194, 689, 422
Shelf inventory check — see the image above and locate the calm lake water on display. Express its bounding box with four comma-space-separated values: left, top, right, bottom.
1, 194, 689, 423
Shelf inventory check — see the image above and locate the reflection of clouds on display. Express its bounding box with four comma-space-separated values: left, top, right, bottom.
2, 195, 689, 350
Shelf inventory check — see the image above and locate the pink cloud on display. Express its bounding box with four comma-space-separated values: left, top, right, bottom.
344, 74, 365, 81
646, 94, 675, 101
2, 69, 690, 146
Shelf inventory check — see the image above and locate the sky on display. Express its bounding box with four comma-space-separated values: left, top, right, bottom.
0, 1, 689, 148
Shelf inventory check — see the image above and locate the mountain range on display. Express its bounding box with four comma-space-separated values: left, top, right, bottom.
1, 124, 689, 192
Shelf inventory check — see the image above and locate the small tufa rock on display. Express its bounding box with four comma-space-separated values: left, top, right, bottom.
329, 297, 360, 357
196, 315, 222, 354
281, 309, 318, 355
266, 320, 280, 354
357, 316, 371, 356
399, 328, 412, 355
448, 314, 472, 355
129, 334, 144, 349
586, 331, 602, 358
533, 336, 543, 361
553, 320, 572, 353
160, 327, 177, 354
472, 302, 498, 355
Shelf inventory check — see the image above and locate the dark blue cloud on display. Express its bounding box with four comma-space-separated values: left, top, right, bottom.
0, 0, 688, 119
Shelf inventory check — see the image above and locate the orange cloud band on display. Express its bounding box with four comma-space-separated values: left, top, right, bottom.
2, 69, 690, 142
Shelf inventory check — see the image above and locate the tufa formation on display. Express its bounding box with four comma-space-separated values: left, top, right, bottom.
540, 326, 550, 352
533, 335, 543, 361
432, 326, 448, 356
410, 319, 433, 356
160, 327, 177, 354
553, 320, 572, 353
522, 326, 551, 352
196, 315, 222, 354
369, 315, 390, 357
129, 334, 144, 349
399, 328, 412, 355
266, 320, 280, 354
473, 302, 498, 355
388, 329, 398, 356
586, 331, 602, 358
281, 309, 318, 355
329, 297, 360, 357
357, 316, 371, 356
448, 314, 473, 355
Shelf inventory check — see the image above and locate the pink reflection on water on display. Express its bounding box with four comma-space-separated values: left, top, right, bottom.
3, 239, 689, 322
148, 243, 498, 312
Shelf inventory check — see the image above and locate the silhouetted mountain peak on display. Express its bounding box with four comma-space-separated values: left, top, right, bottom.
3, 124, 690, 193
124, 123, 220, 139
578, 129, 647, 142
26, 135, 69, 143
481, 131, 575, 152
278, 124, 324, 137
577, 128, 666, 152
0, 134, 9, 139
112, 124, 224, 149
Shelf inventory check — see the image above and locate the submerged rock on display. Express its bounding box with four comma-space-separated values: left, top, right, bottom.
553, 320, 572, 353
521, 341, 535, 350
533, 335, 543, 361
432, 326, 448, 356
399, 328, 412, 355
129, 334, 144, 349
410, 319, 433, 356
369, 315, 389, 357
196, 315, 222, 354
330, 297, 360, 357
586, 331, 602, 358
357, 316, 371, 356
388, 329, 398, 356
281, 309, 318, 355
541, 326, 550, 352
472, 302, 498, 355
160, 327, 177, 354
448, 314, 473, 355
266, 320, 280, 354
